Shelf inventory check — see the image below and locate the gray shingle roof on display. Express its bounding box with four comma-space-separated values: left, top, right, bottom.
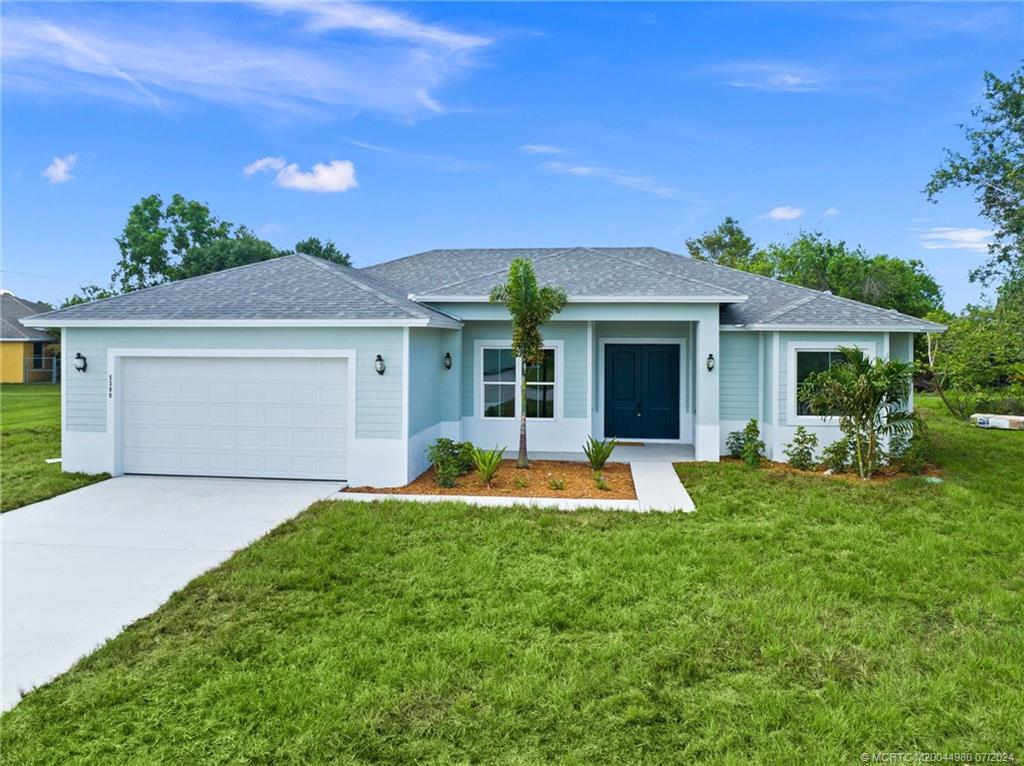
1, 293, 55, 340
24, 254, 459, 325
364, 247, 945, 330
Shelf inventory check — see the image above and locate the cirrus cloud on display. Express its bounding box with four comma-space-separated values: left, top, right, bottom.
244, 156, 358, 193
917, 227, 993, 252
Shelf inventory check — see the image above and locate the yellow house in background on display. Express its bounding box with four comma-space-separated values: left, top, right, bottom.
1, 292, 58, 383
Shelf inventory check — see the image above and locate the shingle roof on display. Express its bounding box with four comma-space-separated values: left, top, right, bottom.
364, 247, 945, 330
23, 254, 459, 326
1, 293, 55, 340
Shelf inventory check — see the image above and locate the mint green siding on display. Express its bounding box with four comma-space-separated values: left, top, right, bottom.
720, 332, 759, 420
459, 321, 588, 419
407, 327, 461, 434
891, 333, 913, 363
63, 326, 404, 439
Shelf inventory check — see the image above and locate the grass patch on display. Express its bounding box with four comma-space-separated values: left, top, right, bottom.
0, 384, 107, 511
1, 396, 1022, 762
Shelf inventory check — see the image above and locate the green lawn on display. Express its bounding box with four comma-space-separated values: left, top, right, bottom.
0, 383, 107, 511
2, 396, 1022, 763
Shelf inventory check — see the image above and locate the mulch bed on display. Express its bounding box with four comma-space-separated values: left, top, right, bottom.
346, 460, 636, 500
720, 457, 942, 484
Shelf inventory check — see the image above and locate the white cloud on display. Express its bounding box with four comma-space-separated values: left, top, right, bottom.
822, 207, 840, 217
762, 206, 806, 221
3, 3, 491, 119
520, 144, 563, 155
245, 157, 358, 193
541, 161, 678, 199
709, 62, 827, 93
42, 153, 78, 184
917, 227, 993, 252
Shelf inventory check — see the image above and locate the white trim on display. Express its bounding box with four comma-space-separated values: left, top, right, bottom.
401, 327, 410, 482
772, 331, 780, 433
882, 332, 890, 360
473, 339, 564, 422
104, 348, 358, 479
25, 318, 462, 329
586, 321, 594, 415
412, 294, 747, 304
722, 323, 943, 333
785, 341, 877, 426
757, 332, 764, 423
0, 336, 54, 342
596, 338, 689, 443
60, 331, 67, 460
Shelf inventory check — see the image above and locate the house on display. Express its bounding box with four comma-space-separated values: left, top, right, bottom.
23, 248, 944, 487
1, 291, 58, 384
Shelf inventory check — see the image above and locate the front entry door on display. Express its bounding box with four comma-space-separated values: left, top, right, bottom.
604, 344, 680, 439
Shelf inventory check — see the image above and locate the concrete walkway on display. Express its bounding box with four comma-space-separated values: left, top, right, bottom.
629, 462, 696, 512
1, 476, 342, 711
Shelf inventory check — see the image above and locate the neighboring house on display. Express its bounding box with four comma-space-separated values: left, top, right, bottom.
1, 291, 58, 384
23, 249, 944, 487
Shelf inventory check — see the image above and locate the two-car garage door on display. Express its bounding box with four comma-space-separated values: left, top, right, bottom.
120, 356, 349, 480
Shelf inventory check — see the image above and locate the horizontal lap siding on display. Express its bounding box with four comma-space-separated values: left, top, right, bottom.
720, 332, 759, 421
63, 326, 404, 439
408, 327, 444, 435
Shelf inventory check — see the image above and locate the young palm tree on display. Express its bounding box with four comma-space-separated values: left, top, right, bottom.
489, 258, 568, 468
799, 346, 917, 479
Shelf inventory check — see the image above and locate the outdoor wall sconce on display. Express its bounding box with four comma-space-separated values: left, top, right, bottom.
443, 352, 452, 370
374, 354, 386, 375
73, 353, 88, 373
705, 353, 716, 372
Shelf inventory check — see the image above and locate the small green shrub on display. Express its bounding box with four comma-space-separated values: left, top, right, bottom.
434, 464, 460, 488
426, 438, 475, 486
512, 475, 529, 490
471, 446, 505, 488
820, 437, 851, 473
594, 475, 610, 492
583, 436, 617, 473
548, 477, 566, 491
783, 426, 819, 471
888, 430, 931, 475
727, 419, 765, 468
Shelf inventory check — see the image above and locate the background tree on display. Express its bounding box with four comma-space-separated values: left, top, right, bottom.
294, 237, 351, 267
684, 216, 758, 270
925, 65, 1024, 286
489, 258, 568, 468
177, 227, 283, 280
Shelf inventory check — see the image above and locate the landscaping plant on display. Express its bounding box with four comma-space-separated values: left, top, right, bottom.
547, 477, 566, 491
471, 446, 505, 488
426, 438, 475, 487
783, 426, 819, 471
489, 258, 568, 468
799, 347, 916, 479
727, 419, 765, 468
820, 437, 851, 473
582, 436, 617, 475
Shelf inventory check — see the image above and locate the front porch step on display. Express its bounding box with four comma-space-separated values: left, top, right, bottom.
629, 462, 695, 513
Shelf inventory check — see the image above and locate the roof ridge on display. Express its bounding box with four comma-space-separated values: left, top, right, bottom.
294, 253, 429, 320
417, 247, 579, 295
582, 247, 743, 296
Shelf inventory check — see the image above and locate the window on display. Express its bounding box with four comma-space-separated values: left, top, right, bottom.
480, 346, 558, 419
32, 342, 45, 370
482, 348, 516, 418
795, 349, 844, 416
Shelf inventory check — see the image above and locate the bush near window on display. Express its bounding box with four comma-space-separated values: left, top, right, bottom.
470, 446, 505, 488
727, 419, 765, 468
426, 438, 476, 487
783, 427, 819, 471
820, 438, 852, 473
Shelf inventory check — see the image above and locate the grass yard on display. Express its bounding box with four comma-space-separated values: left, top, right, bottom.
2, 396, 1022, 763
0, 384, 107, 512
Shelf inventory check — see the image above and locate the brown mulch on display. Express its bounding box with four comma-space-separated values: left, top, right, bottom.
720, 457, 942, 484
346, 460, 636, 499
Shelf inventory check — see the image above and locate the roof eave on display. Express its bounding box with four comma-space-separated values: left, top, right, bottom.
722, 322, 947, 332
20, 317, 464, 330
412, 294, 748, 304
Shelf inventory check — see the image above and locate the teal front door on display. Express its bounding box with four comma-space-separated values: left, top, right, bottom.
604, 344, 680, 439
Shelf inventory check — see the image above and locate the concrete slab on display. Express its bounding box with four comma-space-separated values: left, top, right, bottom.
630, 462, 696, 513
533, 443, 696, 464
1, 475, 342, 711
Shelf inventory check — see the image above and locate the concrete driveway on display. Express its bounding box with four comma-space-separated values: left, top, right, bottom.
1, 475, 342, 711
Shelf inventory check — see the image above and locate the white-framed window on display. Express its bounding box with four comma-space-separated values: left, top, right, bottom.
477, 341, 561, 420
786, 341, 876, 425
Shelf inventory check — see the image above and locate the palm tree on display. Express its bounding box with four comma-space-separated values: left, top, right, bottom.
490, 258, 568, 468
799, 346, 917, 479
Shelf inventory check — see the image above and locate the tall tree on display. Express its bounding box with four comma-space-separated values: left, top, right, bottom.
294, 237, 352, 267
925, 66, 1024, 286
489, 258, 568, 468
685, 216, 758, 270
177, 227, 283, 280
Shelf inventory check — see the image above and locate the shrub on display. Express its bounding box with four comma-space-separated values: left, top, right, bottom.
887, 430, 931, 475
426, 438, 475, 486
434, 464, 460, 488
471, 446, 505, 488
582, 437, 617, 474
820, 437, 851, 473
783, 426, 819, 471
548, 477, 566, 491
512, 475, 529, 490
727, 419, 765, 468
594, 475, 610, 491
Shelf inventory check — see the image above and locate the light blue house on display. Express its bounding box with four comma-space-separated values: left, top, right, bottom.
25, 248, 943, 487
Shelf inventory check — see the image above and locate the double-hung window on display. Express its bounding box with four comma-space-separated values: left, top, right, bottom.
795, 349, 845, 416
481, 346, 557, 420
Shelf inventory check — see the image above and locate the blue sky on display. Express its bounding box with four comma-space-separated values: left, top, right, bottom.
3, 2, 1021, 311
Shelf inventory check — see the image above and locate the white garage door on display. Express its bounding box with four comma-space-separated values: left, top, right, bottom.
120, 356, 349, 480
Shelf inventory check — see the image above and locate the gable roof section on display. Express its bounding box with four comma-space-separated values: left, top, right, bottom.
1, 293, 55, 341
22, 254, 460, 328
364, 247, 747, 302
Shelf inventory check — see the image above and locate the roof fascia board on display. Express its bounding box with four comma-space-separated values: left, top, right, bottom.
721, 323, 946, 332
22, 317, 463, 329
411, 294, 748, 304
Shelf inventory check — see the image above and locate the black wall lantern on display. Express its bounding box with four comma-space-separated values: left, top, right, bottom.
374, 354, 386, 375
73, 352, 87, 373
443, 352, 452, 370
705, 353, 716, 372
